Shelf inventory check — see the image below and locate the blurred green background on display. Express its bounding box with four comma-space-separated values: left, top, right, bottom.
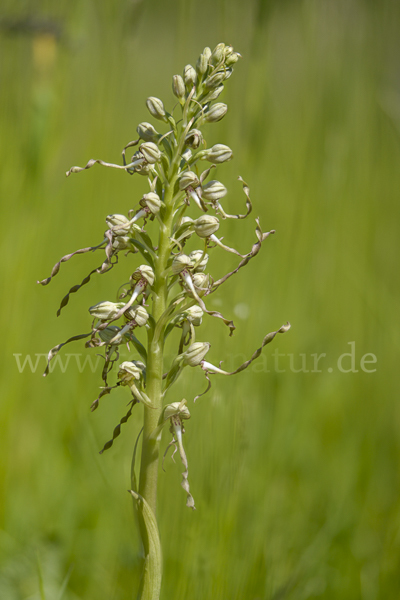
1, 0, 399, 598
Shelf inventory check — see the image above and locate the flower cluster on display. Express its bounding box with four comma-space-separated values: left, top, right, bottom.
39, 43, 290, 509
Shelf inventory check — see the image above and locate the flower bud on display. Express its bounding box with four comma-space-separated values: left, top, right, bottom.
171, 254, 191, 275
135, 264, 155, 286
203, 144, 233, 164
189, 250, 209, 272
179, 170, 200, 191
182, 342, 210, 367
137, 122, 160, 143
225, 51, 241, 66
164, 401, 191, 421
193, 215, 220, 238
183, 64, 197, 89
125, 304, 149, 327
118, 360, 145, 385
106, 214, 130, 231
204, 103, 228, 123
205, 71, 225, 90
89, 301, 125, 320
140, 191, 162, 214
210, 43, 225, 66
146, 96, 166, 121
172, 75, 186, 101
183, 305, 203, 326
202, 47, 212, 61
192, 272, 209, 290
196, 51, 209, 76
140, 142, 161, 164
202, 85, 224, 103
99, 325, 122, 344
185, 129, 203, 149
201, 180, 228, 201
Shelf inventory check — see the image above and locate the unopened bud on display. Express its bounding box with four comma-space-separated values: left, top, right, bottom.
204, 103, 228, 123
205, 71, 225, 90
137, 122, 160, 143
139, 265, 155, 286
192, 272, 210, 292
201, 180, 228, 201
131, 264, 155, 287
125, 304, 149, 327
194, 215, 220, 238
106, 214, 130, 231
182, 342, 211, 367
225, 51, 241, 66
140, 191, 162, 214
189, 250, 209, 272
183, 305, 203, 326
202, 85, 224, 103
179, 170, 200, 191
203, 144, 233, 164
183, 64, 197, 89
185, 129, 203, 149
140, 142, 161, 164
202, 47, 212, 61
172, 75, 186, 101
196, 51, 209, 76
171, 254, 191, 275
146, 96, 166, 121
118, 360, 145, 385
99, 326, 122, 344
210, 43, 225, 67
164, 400, 191, 421
89, 301, 125, 321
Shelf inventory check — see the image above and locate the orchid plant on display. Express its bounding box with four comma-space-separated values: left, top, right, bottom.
39, 43, 290, 600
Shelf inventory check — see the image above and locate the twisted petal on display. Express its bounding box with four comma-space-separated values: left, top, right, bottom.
228, 322, 291, 375
56, 260, 115, 317
43, 332, 92, 376
216, 176, 253, 220
90, 384, 118, 412
99, 400, 137, 453
37, 240, 106, 286
209, 218, 275, 294
66, 158, 143, 177
181, 271, 235, 335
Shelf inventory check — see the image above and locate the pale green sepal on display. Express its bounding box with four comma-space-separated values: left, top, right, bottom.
129, 239, 155, 270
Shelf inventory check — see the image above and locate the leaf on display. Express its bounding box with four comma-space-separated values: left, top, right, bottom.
129, 491, 162, 600
129, 239, 155, 270
126, 333, 148, 363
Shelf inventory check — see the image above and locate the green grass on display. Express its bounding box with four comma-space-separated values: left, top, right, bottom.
1, 0, 400, 598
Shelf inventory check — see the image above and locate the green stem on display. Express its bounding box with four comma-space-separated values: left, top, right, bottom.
136, 169, 178, 600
